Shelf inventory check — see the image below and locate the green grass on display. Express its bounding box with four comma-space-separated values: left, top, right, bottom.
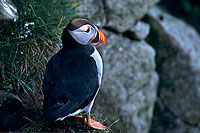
0, 0, 79, 104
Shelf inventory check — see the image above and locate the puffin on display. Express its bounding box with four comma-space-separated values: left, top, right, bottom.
42, 18, 106, 130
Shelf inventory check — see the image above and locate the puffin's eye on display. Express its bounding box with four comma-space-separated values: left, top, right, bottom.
79, 24, 91, 33
86, 27, 91, 33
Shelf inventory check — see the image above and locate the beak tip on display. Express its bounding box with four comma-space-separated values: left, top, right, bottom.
98, 29, 106, 45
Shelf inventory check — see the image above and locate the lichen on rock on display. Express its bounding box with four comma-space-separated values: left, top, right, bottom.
105, 0, 160, 32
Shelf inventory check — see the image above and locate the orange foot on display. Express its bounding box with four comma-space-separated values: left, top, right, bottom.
73, 114, 106, 130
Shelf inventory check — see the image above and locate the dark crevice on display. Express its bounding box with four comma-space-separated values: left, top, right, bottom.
159, 0, 200, 34
159, 15, 164, 21
103, 26, 120, 34
103, 26, 139, 41
122, 31, 136, 41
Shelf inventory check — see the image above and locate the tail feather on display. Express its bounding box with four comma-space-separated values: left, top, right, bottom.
42, 101, 80, 123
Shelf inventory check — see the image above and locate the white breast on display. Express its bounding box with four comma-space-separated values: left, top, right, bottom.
67, 46, 103, 115
90, 46, 103, 85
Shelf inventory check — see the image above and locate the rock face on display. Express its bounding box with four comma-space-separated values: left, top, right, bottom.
77, 0, 160, 32
130, 21, 151, 40
105, 0, 160, 32
147, 7, 200, 132
0, 90, 40, 131
76, 0, 106, 27
94, 30, 158, 132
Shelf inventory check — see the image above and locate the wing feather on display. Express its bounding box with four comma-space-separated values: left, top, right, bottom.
42, 49, 99, 121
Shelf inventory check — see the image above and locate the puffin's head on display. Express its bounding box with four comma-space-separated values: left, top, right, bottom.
63, 18, 106, 46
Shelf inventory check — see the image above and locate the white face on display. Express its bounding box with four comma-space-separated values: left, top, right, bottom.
68, 24, 97, 45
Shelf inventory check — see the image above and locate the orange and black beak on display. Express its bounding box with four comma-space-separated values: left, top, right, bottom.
90, 27, 106, 45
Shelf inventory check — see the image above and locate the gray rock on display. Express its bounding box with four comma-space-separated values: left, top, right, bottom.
94, 30, 158, 132
76, 0, 106, 27
77, 0, 160, 32
0, 90, 23, 107
147, 6, 200, 131
105, 0, 160, 32
0, 90, 41, 131
151, 98, 200, 133
130, 21, 150, 40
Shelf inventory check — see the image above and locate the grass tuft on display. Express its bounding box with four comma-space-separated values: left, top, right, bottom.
0, 0, 79, 105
